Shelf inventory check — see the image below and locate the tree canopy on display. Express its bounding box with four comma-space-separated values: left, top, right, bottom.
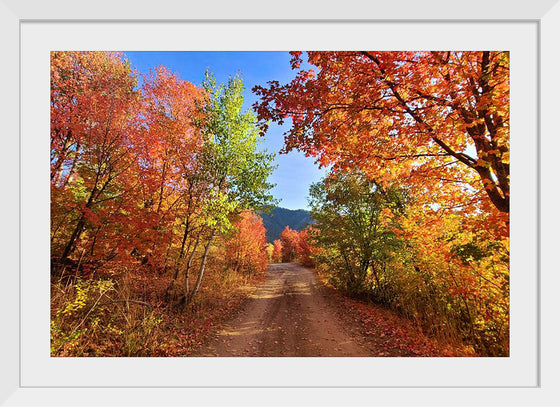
254, 51, 510, 228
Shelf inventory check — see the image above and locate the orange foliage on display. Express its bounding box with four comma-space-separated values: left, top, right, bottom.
272, 239, 283, 263
254, 51, 509, 232
50, 52, 205, 272
50, 52, 276, 356
295, 227, 315, 267
255, 51, 510, 355
224, 210, 268, 275
278, 225, 316, 266
279, 226, 300, 262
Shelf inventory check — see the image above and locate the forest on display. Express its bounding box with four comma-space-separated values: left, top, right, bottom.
51, 51, 509, 357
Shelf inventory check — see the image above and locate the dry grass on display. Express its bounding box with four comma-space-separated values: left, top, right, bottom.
315, 268, 476, 357
51, 265, 266, 357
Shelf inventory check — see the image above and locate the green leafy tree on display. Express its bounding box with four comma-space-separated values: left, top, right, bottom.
309, 171, 405, 296
181, 72, 277, 305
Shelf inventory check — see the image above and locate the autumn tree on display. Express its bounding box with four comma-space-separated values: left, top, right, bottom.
272, 239, 283, 263
392, 202, 509, 355
307, 170, 508, 354
179, 72, 276, 305
51, 51, 143, 270
138, 66, 204, 270
254, 51, 509, 230
279, 226, 300, 262
265, 243, 274, 263
296, 227, 315, 267
51, 54, 276, 307
50, 52, 280, 356
254, 52, 509, 354
224, 210, 268, 275
136, 67, 214, 299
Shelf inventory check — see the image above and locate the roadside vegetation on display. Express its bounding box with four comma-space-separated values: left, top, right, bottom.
50, 52, 275, 356
260, 52, 509, 356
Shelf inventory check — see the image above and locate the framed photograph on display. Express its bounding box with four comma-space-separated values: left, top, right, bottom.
2, 0, 559, 405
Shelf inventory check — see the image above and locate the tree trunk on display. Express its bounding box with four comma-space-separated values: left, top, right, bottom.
172, 219, 191, 280
165, 229, 200, 302
182, 232, 201, 300
60, 186, 98, 264
89, 226, 101, 256
185, 229, 215, 307
59, 214, 87, 264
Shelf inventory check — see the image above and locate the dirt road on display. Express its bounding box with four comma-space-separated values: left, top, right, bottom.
193, 263, 372, 357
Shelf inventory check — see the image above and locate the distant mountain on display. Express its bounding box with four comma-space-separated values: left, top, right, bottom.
259, 207, 312, 243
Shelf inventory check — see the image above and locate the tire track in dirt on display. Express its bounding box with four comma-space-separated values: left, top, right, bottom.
192, 263, 372, 357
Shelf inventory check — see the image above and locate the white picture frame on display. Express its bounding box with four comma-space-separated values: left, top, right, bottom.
2, 0, 559, 405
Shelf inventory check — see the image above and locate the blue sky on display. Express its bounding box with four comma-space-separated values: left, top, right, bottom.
123, 51, 327, 210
